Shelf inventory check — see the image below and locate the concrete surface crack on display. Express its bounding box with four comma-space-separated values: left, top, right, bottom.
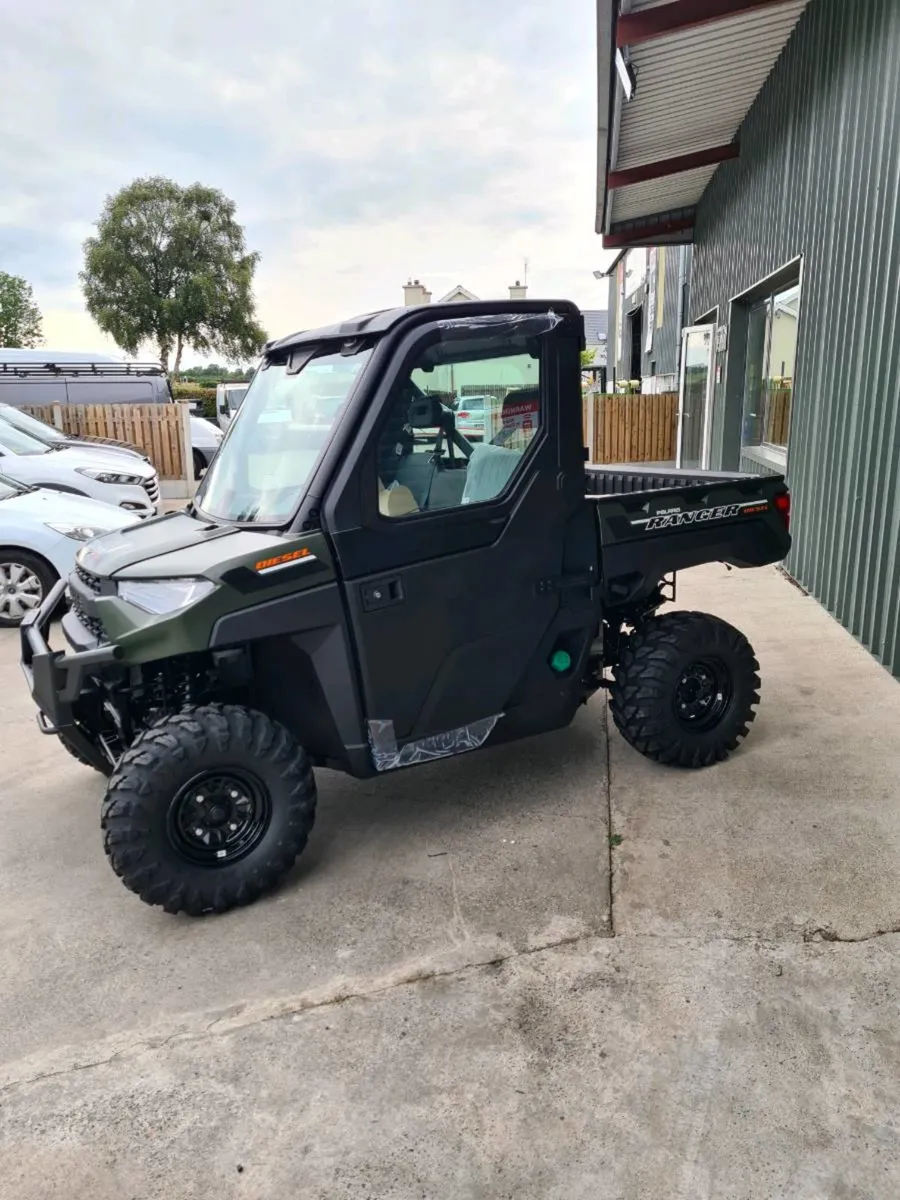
0, 1052, 125, 1096
802, 922, 900, 943
0, 931, 591, 1097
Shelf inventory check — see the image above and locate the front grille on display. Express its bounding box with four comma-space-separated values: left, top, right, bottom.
75, 563, 102, 594
71, 564, 107, 642
142, 473, 160, 506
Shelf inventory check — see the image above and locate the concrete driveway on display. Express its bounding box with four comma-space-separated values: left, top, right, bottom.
1, 564, 899, 1199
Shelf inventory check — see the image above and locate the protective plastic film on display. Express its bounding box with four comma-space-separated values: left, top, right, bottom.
434, 311, 561, 343
367, 715, 503, 773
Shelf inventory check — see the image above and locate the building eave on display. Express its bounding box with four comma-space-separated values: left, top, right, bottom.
596, 0, 812, 250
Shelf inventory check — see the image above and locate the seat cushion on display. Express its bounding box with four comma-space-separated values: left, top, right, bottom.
460, 443, 523, 505
378, 481, 419, 517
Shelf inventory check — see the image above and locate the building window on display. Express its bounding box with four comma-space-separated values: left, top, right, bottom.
741, 282, 800, 461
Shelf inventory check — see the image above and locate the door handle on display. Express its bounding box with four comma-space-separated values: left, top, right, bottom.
361, 577, 404, 612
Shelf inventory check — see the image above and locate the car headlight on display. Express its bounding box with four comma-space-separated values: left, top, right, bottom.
117, 578, 216, 615
45, 522, 112, 542
76, 468, 145, 485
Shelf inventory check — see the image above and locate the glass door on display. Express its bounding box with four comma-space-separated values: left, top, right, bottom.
677, 325, 716, 469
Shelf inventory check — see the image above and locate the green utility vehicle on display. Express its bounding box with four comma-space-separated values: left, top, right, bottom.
21, 301, 791, 916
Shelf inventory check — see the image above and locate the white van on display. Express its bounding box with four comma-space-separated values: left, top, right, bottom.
216, 381, 250, 431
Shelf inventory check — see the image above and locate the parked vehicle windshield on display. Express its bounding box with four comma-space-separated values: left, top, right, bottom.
0, 473, 27, 501
0, 405, 66, 446
0, 421, 51, 456
196, 347, 372, 524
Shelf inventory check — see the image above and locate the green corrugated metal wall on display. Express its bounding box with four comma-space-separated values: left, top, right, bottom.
691, 0, 900, 677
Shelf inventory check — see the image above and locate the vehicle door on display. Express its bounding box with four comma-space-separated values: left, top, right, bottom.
322, 308, 595, 767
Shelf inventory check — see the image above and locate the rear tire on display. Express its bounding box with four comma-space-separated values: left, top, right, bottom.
101, 704, 317, 915
609, 610, 761, 768
0, 550, 57, 628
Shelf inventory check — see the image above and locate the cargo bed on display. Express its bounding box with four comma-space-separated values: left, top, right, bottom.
584, 463, 790, 607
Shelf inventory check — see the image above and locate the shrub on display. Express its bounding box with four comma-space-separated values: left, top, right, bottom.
172, 382, 218, 420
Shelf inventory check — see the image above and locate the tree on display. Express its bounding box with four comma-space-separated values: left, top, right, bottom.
80, 177, 267, 374
0, 272, 42, 347
176, 362, 253, 383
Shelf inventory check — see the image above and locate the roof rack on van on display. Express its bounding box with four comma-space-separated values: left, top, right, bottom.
0, 360, 165, 378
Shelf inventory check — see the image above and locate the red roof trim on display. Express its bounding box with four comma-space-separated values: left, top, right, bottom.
616, 0, 795, 49
608, 142, 739, 189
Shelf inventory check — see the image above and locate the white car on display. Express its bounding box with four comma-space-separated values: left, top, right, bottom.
0, 422, 159, 516
0, 474, 139, 626
0, 402, 221, 481
0, 403, 150, 466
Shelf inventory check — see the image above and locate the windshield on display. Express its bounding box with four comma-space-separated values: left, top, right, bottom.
0, 406, 64, 445
0, 421, 50, 456
0, 473, 25, 501
196, 346, 372, 524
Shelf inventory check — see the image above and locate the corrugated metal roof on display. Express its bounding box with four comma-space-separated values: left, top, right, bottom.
598, 0, 811, 242
611, 164, 718, 222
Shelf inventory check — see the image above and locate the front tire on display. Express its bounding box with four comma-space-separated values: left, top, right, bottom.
0, 550, 57, 627
609, 611, 761, 768
58, 729, 114, 776
101, 704, 317, 915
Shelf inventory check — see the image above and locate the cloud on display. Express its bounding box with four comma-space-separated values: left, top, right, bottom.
0, 0, 608, 359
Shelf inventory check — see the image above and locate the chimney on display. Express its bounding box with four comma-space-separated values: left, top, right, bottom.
509, 279, 527, 300
403, 278, 429, 306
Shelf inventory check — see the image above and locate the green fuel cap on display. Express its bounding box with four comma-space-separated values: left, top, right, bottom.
550, 649, 572, 673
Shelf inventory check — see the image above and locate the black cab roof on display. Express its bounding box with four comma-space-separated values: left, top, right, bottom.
264, 299, 582, 356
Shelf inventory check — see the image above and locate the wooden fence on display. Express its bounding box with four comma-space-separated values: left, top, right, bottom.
22, 402, 190, 481
583, 391, 678, 464
765, 387, 792, 446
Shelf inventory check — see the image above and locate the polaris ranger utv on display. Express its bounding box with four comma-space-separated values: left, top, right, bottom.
20, 301, 791, 916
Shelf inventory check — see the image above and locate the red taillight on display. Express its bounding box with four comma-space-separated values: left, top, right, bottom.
774, 491, 791, 531
457, 410, 470, 419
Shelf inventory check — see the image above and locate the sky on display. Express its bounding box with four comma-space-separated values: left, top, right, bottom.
1, 0, 616, 365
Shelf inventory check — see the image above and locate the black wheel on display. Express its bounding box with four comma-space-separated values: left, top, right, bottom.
193, 449, 206, 479
0, 550, 57, 627
609, 610, 761, 768
101, 704, 317, 915
58, 730, 114, 776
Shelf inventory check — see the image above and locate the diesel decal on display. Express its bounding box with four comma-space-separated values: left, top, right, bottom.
254, 548, 317, 573
632, 500, 766, 531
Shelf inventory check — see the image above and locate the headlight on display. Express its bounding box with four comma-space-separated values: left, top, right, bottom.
45, 522, 111, 542
76, 468, 145, 486
117, 578, 216, 615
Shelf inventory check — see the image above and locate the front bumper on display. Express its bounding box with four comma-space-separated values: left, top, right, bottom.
20, 579, 120, 769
